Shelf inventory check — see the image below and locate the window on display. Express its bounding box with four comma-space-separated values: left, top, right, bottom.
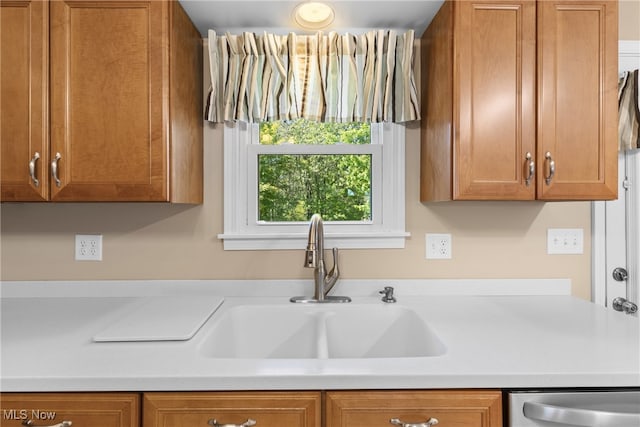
258, 120, 372, 222
219, 120, 407, 250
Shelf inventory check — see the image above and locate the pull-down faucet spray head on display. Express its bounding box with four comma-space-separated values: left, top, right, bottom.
304, 214, 323, 268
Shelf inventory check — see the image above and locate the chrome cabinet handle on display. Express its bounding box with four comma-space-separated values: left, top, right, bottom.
29, 152, 40, 187
524, 401, 640, 426
524, 152, 534, 186
544, 152, 555, 185
22, 421, 72, 427
51, 152, 62, 187
208, 419, 256, 427
390, 418, 438, 427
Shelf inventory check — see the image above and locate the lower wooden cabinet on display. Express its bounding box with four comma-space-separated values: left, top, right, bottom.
326, 390, 502, 427
0, 390, 501, 427
0, 393, 139, 427
143, 392, 321, 427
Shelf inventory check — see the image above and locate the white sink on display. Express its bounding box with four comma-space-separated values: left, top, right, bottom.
200, 303, 446, 359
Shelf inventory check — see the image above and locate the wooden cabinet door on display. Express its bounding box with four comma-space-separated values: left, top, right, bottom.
143, 392, 321, 427
50, 0, 168, 201
326, 390, 502, 427
537, 0, 618, 200
454, 0, 536, 200
0, 393, 139, 427
1, 0, 48, 201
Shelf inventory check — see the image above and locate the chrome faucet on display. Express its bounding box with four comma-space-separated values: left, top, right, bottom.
290, 214, 351, 303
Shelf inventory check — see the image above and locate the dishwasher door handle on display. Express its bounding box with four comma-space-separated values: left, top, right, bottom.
523, 401, 640, 427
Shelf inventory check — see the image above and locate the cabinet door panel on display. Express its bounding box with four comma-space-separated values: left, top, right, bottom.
0, 393, 139, 427
143, 392, 321, 427
537, 0, 618, 200
50, 0, 168, 201
326, 390, 502, 427
0, 0, 48, 201
455, 0, 536, 200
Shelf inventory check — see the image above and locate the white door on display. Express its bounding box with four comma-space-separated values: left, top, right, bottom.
602, 152, 639, 313
593, 41, 639, 314
626, 152, 640, 309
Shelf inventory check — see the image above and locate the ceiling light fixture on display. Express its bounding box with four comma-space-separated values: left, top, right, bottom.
293, 1, 335, 30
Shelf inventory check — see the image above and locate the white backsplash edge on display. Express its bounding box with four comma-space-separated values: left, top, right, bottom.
0, 278, 571, 298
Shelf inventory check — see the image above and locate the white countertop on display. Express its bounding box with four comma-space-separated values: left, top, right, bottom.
1, 279, 639, 392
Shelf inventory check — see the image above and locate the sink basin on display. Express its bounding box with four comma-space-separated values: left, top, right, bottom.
199, 305, 320, 358
200, 303, 446, 359
323, 306, 445, 358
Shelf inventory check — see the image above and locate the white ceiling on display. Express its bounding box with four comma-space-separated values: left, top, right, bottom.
179, 0, 444, 36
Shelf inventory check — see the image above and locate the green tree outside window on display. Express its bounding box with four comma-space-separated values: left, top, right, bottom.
258, 119, 372, 222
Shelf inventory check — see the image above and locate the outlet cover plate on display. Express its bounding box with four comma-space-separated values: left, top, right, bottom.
547, 228, 583, 254
75, 234, 103, 261
426, 233, 452, 259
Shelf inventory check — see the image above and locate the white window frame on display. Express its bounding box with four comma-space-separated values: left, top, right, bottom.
218, 121, 409, 250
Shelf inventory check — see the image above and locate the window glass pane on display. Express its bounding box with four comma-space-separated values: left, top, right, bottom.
258, 154, 372, 222
259, 119, 371, 145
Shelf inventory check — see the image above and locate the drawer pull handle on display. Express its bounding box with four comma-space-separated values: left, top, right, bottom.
544, 151, 555, 185
51, 152, 62, 187
208, 419, 256, 427
22, 421, 72, 427
29, 152, 41, 187
390, 418, 438, 427
524, 152, 534, 186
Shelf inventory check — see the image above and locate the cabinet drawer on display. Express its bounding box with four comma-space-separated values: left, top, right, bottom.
143, 392, 321, 427
326, 390, 501, 427
0, 393, 140, 427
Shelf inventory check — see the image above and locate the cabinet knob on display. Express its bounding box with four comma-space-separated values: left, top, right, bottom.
22, 420, 72, 427
390, 417, 438, 427
208, 419, 256, 427
544, 152, 555, 185
29, 152, 41, 187
524, 152, 534, 186
51, 152, 62, 187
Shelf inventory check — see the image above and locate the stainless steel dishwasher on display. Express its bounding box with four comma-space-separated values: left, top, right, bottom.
508, 389, 640, 427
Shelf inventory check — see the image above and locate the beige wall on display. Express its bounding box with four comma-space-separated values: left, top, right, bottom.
2, 2, 638, 299
0, 125, 593, 299
620, 0, 640, 40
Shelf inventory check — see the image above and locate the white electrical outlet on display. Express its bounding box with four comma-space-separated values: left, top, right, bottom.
75, 234, 103, 261
547, 228, 583, 254
426, 233, 452, 259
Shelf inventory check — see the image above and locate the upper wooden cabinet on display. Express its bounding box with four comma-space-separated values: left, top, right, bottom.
0, 393, 139, 427
536, 0, 618, 200
420, 0, 618, 201
1, 0, 48, 201
0, 0, 203, 203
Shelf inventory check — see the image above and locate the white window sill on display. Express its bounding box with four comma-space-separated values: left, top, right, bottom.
218, 232, 411, 250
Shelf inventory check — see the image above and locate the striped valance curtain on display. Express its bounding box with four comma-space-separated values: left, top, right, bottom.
205, 30, 420, 124
619, 69, 640, 151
